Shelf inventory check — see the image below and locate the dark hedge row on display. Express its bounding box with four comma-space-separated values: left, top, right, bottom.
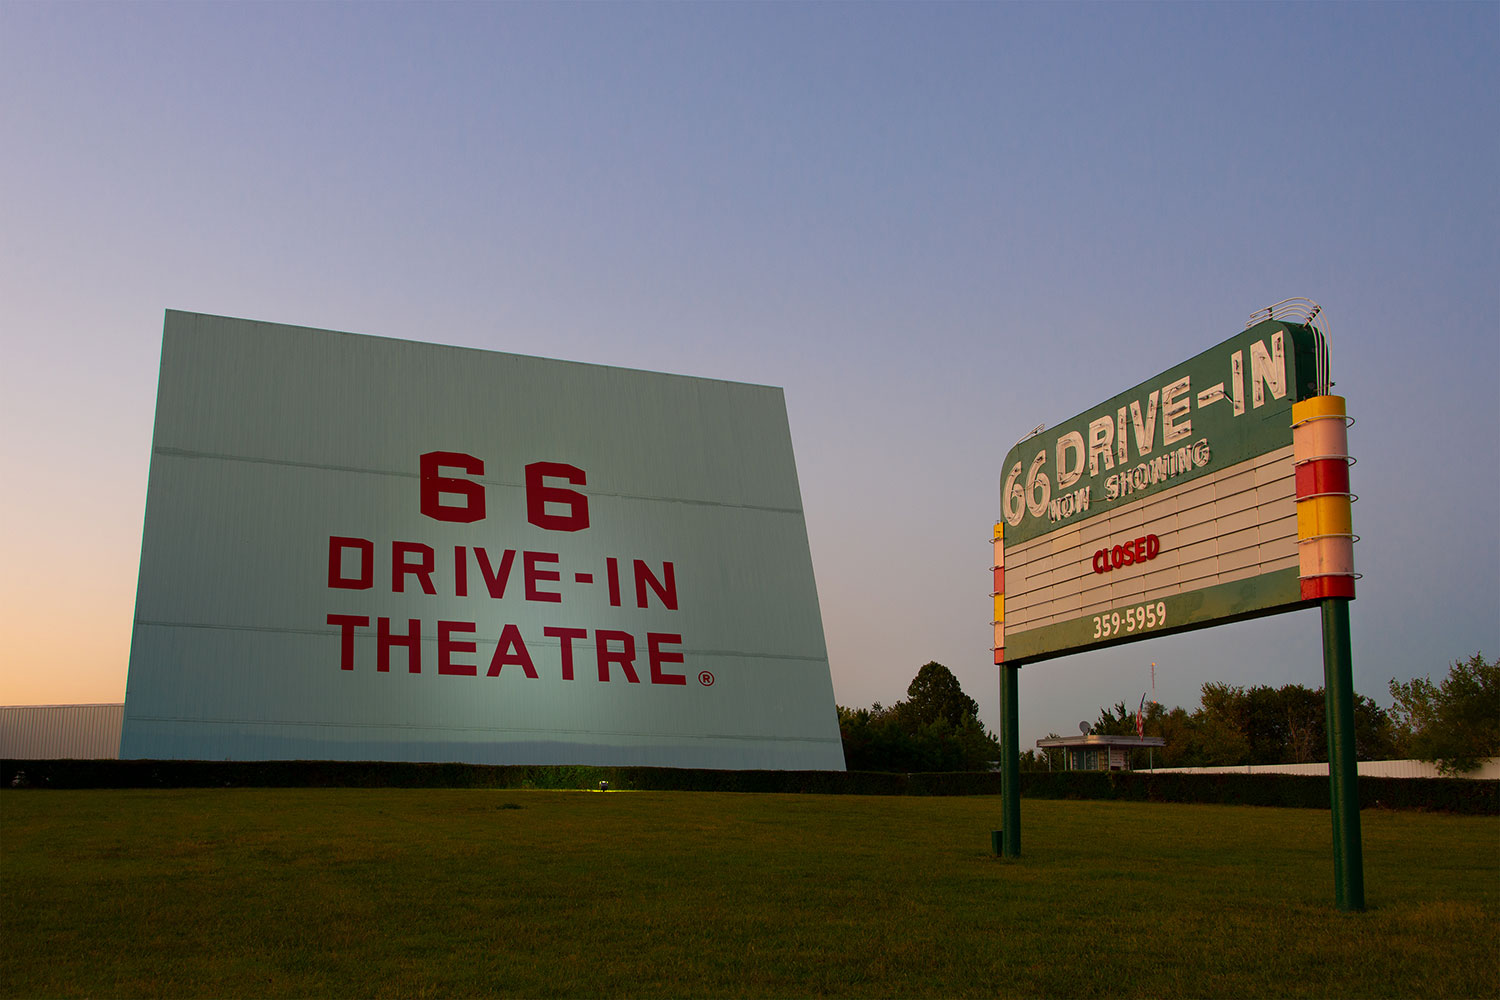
1017, 770, 1499, 813
3, 759, 1494, 814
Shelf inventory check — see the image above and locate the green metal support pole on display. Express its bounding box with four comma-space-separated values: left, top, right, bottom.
1321, 597, 1365, 911
1000, 663, 1021, 858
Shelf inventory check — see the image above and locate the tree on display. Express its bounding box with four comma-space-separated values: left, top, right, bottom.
836, 662, 998, 772
1153, 705, 1198, 767
902, 661, 982, 729
1193, 709, 1252, 767
1092, 701, 1136, 737
1195, 683, 1252, 766
1245, 684, 1324, 765
1352, 693, 1400, 761
1026, 734, 1065, 772
1018, 748, 1040, 771
1389, 653, 1500, 775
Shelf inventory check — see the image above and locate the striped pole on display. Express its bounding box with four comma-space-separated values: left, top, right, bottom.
991, 522, 1005, 665
1293, 395, 1365, 911
992, 522, 1020, 857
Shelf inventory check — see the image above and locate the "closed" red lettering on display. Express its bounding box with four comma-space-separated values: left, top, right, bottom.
1091, 534, 1162, 574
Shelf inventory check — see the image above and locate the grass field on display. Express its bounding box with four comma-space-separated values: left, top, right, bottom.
2, 789, 1496, 998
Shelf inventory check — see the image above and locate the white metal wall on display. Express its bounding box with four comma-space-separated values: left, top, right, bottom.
0, 705, 123, 759
121, 312, 845, 769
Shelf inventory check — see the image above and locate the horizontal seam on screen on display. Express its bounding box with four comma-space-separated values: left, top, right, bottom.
151, 447, 803, 514
121, 715, 841, 744
132, 620, 828, 662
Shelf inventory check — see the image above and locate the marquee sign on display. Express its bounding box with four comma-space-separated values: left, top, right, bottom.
121, 311, 845, 769
992, 318, 1354, 665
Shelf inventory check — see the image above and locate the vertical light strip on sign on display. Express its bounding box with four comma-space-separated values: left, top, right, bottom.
992, 522, 1005, 664
1293, 395, 1356, 600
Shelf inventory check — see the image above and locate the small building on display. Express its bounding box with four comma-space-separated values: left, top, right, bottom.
1037, 734, 1165, 772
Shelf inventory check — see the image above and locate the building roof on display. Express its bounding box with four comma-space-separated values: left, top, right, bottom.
1036, 734, 1165, 749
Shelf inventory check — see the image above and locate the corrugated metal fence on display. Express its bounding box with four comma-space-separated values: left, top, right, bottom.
1147, 758, 1500, 780
1, 704, 123, 759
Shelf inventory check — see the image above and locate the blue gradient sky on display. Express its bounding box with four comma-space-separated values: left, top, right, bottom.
2, 2, 1496, 749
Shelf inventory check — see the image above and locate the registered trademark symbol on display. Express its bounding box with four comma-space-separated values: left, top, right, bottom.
698, 670, 715, 687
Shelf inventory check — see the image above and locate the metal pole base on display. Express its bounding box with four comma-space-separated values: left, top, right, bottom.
1322, 597, 1365, 911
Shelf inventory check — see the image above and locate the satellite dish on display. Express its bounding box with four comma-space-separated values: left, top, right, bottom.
1079, 721, 1091, 735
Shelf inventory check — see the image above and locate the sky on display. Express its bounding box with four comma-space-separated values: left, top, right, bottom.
2, 2, 1496, 752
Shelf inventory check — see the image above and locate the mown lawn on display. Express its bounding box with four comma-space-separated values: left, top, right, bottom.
2, 789, 1496, 997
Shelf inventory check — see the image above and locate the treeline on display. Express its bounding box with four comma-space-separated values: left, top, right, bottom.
1028, 683, 1396, 772
1026, 652, 1498, 775
840, 653, 1497, 777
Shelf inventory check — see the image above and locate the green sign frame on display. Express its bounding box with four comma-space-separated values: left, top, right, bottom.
997, 320, 1327, 666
